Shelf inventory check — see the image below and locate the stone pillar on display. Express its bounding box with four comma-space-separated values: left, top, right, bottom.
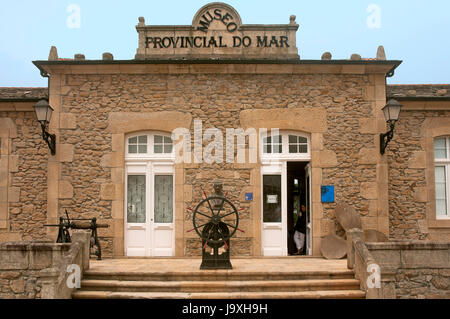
71, 230, 91, 271
39, 268, 60, 299
346, 228, 364, 269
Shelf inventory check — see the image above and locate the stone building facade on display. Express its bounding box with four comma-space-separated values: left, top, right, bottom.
0, 3, 449, 259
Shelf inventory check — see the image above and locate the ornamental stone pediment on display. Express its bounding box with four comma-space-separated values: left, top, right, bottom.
135, 2, 299, 60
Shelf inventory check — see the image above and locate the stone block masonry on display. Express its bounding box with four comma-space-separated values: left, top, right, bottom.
0, 111, 49, 242
348, 230, 450, 299
388, 110, 450, 241
57, 70, 382, 257
0, 230, 90, 299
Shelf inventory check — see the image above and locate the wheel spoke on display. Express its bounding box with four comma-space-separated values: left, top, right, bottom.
222, 222, 237, 230
202, 190, 215, 215
195, 211, 213, 219
216, 198, 226, 217
193, 222, 209, 230
219, 211, 237, 219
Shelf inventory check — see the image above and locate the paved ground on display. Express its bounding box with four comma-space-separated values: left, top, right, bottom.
89, 257, 349, 274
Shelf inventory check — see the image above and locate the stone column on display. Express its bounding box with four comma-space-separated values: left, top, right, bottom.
346, 228, 364, 269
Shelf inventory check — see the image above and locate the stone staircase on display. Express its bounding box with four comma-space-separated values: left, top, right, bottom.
72, 258, 365, 299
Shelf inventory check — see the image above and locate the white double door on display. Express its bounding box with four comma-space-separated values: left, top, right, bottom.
125, 162, 175, 257
261, 162, 312, 256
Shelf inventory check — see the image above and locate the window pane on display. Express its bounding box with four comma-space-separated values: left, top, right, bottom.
437, 200, 447, 216
434, 138, 447, 159
436, 183, 446, 198
298, 137, 308, 144
128, 145, 137, 154
435, 166, 447, 216
273, 135, 281, 143
289, 145, 298, 153
138, 135, 147, 144
129, 137, 137, 144
164, 145, 173, 154
289, 135, 297, 143
154, 175, 173, 223
273, 144, 282, 154
263, 175, 282, 223
264, 144, 271, 154
154, 135, 163, 143
435, 166, 446, 183
138, 145, 147, 154
299, 145, 308, 153
127, 175, 146, 223
154, 145, 163, 154
164, 136, 172, 144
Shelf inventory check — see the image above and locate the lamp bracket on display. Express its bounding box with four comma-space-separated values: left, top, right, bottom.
40, 122, 56, 156
380, 121, 396, 155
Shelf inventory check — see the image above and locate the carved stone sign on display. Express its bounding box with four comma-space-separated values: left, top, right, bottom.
135, 2, 299, 60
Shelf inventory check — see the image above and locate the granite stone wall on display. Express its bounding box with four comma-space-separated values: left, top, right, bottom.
3, 71, 449, 257
58, 72, 380, 256
0, 111, 49, 242
387, 110, 450, 241
366, 241, 450, 299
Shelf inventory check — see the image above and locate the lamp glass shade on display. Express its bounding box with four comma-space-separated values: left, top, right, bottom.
34, 100, 54, 124
382, 99, 402, 122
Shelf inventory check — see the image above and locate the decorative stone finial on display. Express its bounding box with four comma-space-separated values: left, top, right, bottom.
74, 54, 85, 61
321, 52, 332, 60
102, 52, 114, 61
377, 45, 386, 60
289, 15, 296, 24
48, 46, 58, 61
350, 54, 361, 61
138, 17, 145, 26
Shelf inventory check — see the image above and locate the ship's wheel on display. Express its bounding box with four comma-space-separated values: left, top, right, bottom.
192, 196, 239, 249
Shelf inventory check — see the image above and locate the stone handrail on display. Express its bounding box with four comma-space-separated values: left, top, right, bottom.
346, 228, 381, 298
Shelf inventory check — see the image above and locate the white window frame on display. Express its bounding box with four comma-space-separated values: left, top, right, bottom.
126, 131, 175, 161
434, 136, 450, 220
260, 131, 311, 163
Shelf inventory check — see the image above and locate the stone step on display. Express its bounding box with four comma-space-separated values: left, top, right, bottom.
72, 290, 366, 299
80, 278, 361, 293
83, 270, 356, 282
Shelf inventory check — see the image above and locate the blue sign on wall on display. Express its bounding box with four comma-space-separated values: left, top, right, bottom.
245, 193, 253, 201
321, 186, 335, 203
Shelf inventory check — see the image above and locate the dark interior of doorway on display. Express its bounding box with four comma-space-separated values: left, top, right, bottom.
287, 162, 309, 256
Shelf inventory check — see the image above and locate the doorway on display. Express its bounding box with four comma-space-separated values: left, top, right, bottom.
287, 162, 311, 256
125, 162, 175, 257
261, 161, 312, 256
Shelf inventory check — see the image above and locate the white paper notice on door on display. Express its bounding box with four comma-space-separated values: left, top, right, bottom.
267, 195, 278, 204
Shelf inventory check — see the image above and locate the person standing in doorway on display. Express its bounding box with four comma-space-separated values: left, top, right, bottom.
293, 204, 307, 255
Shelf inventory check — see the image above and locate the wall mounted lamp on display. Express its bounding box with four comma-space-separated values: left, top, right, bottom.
34, 99, 56, 156
380, 99, 402, 155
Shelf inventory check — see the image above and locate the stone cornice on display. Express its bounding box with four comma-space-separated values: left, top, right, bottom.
33, 59, 402, 76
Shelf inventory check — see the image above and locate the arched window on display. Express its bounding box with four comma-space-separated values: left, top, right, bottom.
126, 132, 174, 159
435, 136, 450, 219
261, 131, 310, 160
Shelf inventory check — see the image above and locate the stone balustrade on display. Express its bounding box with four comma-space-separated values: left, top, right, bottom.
0, 230, 90, 299
347, 229, 450, 299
